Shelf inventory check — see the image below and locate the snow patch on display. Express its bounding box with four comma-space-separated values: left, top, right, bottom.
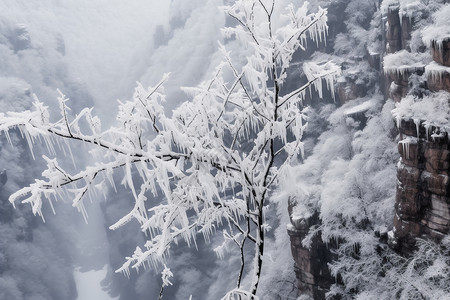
392, 91, 450, 136
344, 99, 377, 116
381, 0, 423, 18
383, 50, 428, 77
422, 4, 450, 49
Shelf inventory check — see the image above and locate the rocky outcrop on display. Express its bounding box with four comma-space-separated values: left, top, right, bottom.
386, 7, 402, 54
431, 39, 450, 67
427, 68, 450, 92
392, 119, 450, 254
289, 1, 450, 299
288, 206, 337, 300
385, 6, 415, 53
427, 41, 450, 93
387, 9, 450, 255
382, 2, 429, 100
386, 68, 424, 102
336, 74, 368, 105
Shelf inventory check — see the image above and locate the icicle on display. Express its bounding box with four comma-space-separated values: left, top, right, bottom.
48, 197, 56, 215
399, 137, 417, 160
424, 124, 430, 141
4, 130, 13, 147
78, 201, 89, 224
396, 115, 402, 128
413, 119, 420, 137
23, 130, 35, 160
67, 140, 77, 168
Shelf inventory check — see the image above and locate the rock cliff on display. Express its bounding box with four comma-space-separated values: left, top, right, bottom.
288, 0, 450, 298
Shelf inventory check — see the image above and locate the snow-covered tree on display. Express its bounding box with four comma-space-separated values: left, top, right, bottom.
0, 0, 339, 298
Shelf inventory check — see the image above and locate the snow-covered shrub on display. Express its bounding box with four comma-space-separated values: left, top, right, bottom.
355, 236, 450, 300
422, 4, 450, 49
290, 98, 400, 298
392, 91, 450, 136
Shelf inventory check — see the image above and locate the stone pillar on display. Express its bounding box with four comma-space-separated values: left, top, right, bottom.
386, 69, 422, 102
427, 38, 450, 93
431, 39, 450, 67
382, 7, 422, 101
336, 74, 368, 105
287, 203, 337, 300
401, 15, 413, 51
391, 119, 450, 254
386, 7, 402, 54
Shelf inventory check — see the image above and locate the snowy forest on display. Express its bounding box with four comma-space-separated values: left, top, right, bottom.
0, 0, 449, 299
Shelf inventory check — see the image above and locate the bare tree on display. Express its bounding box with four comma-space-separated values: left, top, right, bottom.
0, 0, 339, 298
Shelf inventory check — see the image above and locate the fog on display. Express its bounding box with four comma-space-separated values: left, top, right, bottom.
0, 1, 226, 299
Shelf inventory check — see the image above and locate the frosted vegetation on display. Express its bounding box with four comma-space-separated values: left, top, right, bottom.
392, 91, 450, 137
0, 5, 98, 299
291, 0, 450, 299
383, 50, 429, 76
291, 94, 450, 299
290, 98, 398, 296
380, 0, 426, 18
0, 129, 77, 300
422, 3, 450, 48
1, 0, 449, 299
0, 1, 340, 298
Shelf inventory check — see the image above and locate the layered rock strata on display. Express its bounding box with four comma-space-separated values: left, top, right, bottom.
393, 119, 450, 254
289, 2, 450, 299
391, 21, 450, 254
287, 209, 337, 300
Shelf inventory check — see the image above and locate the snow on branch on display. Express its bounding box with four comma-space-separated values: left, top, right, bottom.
0, 0, 338, 297
303, 61, 341, 99
220, 288, 259, 300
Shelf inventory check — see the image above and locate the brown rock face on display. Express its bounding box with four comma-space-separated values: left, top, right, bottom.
382, 8, 425, 101
428, 38, 450, 92
424, 148, 450, 174
427, 69, 450, 92
367, 51, 381, 71
401, 16, 413, 51
386, 67, 425, 102
337, 79, 367, 105
393, 119, 450, 255
386, 7, 402, 53
389, 80, 408, 103
287, 204, 337, 300
289, 3, 450, 299
431, 39, 450, 67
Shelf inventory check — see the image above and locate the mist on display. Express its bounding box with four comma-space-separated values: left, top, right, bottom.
0, 1, 230, 299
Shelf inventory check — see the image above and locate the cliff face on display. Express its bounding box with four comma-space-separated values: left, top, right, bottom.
288, 211, 337, 300
385, 2, 450, 255
288, 0, 450, 299
390, 17, 450, 254
393, 118, 449, 254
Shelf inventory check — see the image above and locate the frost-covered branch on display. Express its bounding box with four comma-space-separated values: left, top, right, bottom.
0, 0, 338, 298
158, 264, 173, 300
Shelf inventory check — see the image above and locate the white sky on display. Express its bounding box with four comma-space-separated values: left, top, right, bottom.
0, 0, 224, 122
